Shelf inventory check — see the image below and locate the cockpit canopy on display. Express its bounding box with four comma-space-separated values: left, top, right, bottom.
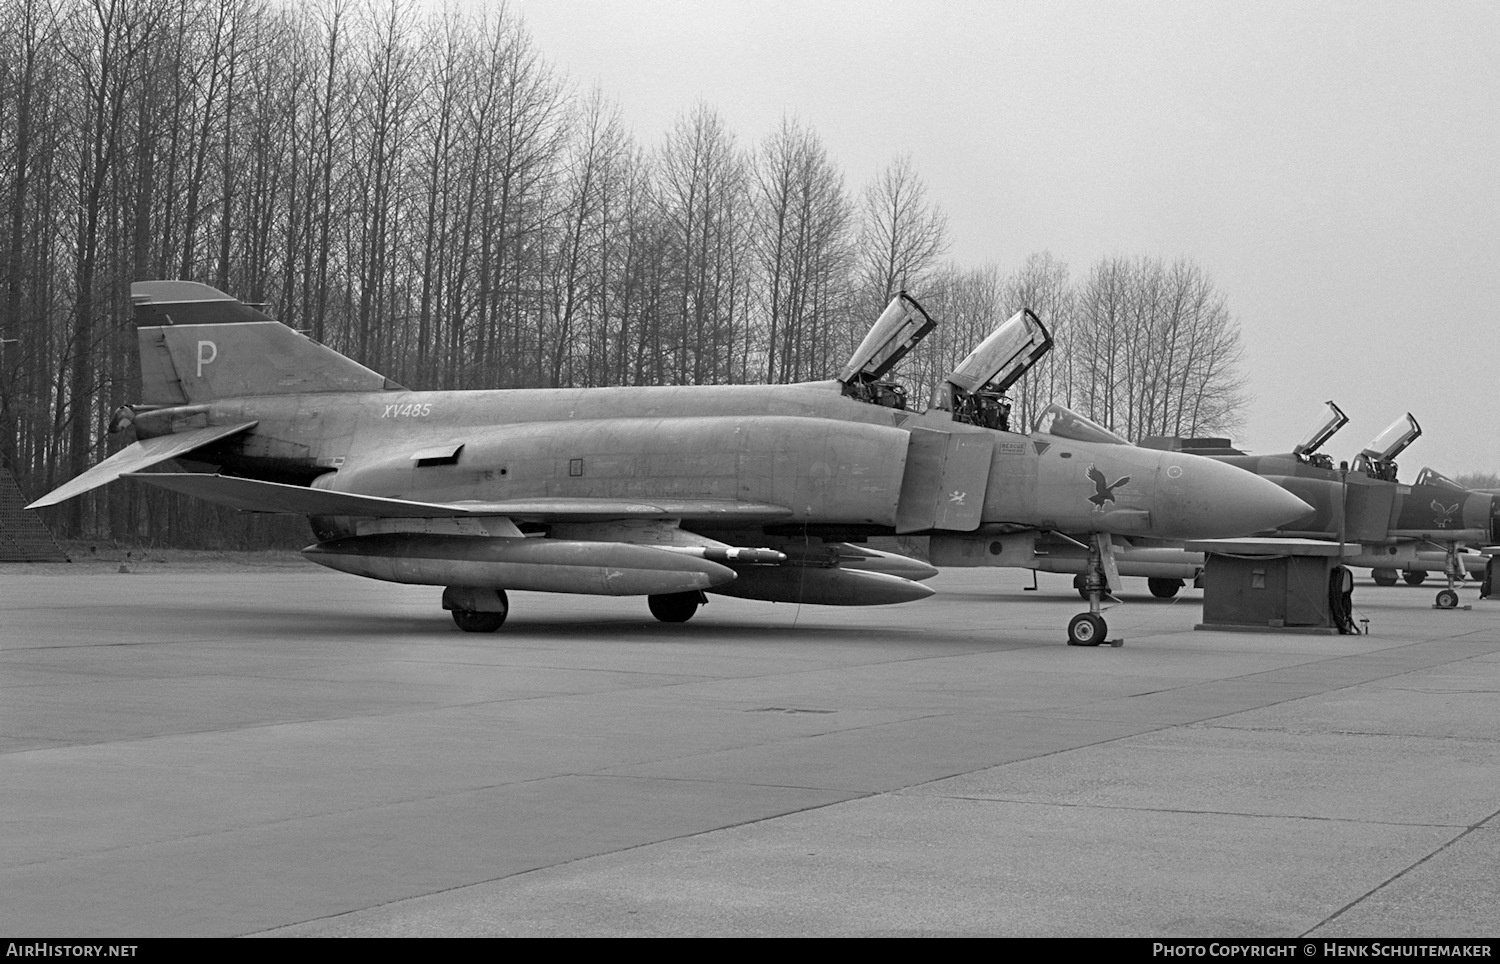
1032, 403, 1130, 445
838, 292, 935, 387
1360, 413, 1421, 462
1415, 466, 1465, 491
942, 309, 1052, 398
1355, 413, 1421, 482
1292, 400, 1348, 459
936, 309, 1052, 430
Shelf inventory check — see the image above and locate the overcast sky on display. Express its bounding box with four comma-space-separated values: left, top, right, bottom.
515, 0, 1499, 476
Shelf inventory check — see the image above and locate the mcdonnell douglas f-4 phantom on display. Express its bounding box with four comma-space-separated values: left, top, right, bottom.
951, 400, 1500, 611
1202, 405, 1500, 608
31, 282, 1309, 643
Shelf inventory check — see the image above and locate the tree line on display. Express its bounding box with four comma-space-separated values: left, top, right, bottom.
0, 0, 1248, 545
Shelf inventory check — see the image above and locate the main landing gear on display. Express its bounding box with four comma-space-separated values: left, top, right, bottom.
443, 586, 509, 633
1068, 533, 1123, 647
648, 590, 705, 623
439, 586, 707, 631
1147, 577, 1184, 599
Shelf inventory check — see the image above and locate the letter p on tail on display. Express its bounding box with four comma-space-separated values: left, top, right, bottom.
196, 339, 217, 377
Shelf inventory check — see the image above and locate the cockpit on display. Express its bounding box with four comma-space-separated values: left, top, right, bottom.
841, 295, 1111, 446
933, 307, 1052, 431
836, 293, 935, 410
1415, 466, 1465, 492
1031, 403, 1131, 445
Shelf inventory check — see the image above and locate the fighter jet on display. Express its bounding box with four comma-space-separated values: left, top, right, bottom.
30, 282, 1309, 643
958, 401, 1500, 610
1203, 408, 1500, 607
942, 401, 1357, 602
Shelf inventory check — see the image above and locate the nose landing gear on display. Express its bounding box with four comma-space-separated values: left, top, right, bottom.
1433, 544, 1469, 610
1068, 533, 1123, 647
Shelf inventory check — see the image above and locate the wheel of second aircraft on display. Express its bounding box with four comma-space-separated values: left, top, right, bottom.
648, 590, 703, 623
452, 608, 507, 633
1372, 568, 1399, 587
1435, 589, 1460, 610
1147, 577, 1182, 599
1402, 570, 1427, 586
1067, 612, 1107, 647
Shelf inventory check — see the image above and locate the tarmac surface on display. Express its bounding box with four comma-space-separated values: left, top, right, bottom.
2, 559, 1498, 937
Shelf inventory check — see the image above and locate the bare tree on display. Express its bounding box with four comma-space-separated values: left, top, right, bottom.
855, 153, 948, 314
750, 115, 853, 383
1002, 251, 1074, 430
347, 0, 419, 376
656, 102, 748, 384
1073, 256, 1246, 440
0, 0, 63, 479
57, 0, 161, 532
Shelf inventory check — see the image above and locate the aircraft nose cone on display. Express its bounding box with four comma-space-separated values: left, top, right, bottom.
1154, 453, 1314, 539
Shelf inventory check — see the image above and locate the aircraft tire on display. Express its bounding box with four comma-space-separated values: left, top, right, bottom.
1435, 589, 1460, 610
1147, 577, 1182, 599
1067, 613, 1106, 647
452, 608, 507, 633
1402, 570, 1427, 586
1372, 568, 1399, 587
648, 590, 703, 623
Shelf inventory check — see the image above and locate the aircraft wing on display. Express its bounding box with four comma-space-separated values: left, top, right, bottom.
26, 422, 258, 509
123, 472, 795, 523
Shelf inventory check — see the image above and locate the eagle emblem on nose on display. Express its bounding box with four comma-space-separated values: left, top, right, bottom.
1087, 464, 1131, 507
1431, 500, 1459, 527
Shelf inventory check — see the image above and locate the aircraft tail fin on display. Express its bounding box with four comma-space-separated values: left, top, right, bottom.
132, 280, 404, 405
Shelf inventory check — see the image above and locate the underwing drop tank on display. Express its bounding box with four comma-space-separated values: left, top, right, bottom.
304, 533, 737, 596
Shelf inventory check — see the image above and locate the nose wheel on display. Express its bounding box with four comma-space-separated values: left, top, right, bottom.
1067, 533, 1123, 647
1067, 612, 1107, 646
1433, 544, 1468, 610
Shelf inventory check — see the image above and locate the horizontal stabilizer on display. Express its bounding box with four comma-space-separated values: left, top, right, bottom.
123, 472, 794, 522
27, 422, 258, 509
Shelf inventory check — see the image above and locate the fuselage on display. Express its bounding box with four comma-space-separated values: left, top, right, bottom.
1216, 453, 1500, 547
132, 379, 1309, 544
